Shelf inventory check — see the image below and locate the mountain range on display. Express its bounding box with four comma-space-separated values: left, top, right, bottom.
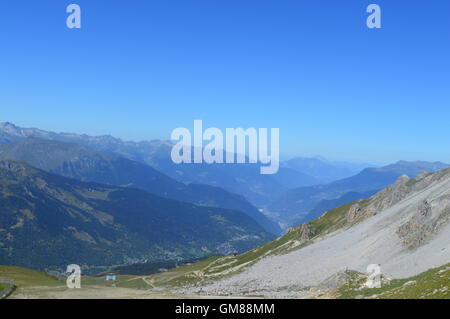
0, 122, 320, 207
0, 137, 280, 235
2, 122, 448, 232
282, 156, 373, 184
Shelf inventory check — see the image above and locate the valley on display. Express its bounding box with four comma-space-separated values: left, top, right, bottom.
0, 159, 273, 271
0, 122, 449, 300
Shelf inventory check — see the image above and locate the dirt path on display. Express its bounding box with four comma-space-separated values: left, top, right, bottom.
9, 285, 249, 299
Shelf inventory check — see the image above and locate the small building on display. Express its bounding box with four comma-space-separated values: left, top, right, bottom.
105, 273, 117, 281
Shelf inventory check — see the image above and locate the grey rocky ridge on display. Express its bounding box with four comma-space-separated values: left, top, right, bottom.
166, 168, 450, 298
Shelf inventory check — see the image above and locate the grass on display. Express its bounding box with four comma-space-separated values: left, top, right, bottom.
1, 260, 448, 299
81, 274, 152, 290
0, 265, 62, 287
309, 199, 368, 235
144, 256, 222, 287
0, 265, 156, 298
336, 263, 450, 299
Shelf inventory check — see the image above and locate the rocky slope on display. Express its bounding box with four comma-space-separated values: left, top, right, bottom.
268, 161, 450, 228
150, 167, 450, 297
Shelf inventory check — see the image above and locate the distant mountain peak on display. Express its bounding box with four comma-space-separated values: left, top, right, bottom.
0, 121, 173, 146
0, 121, 21, 134
0, 121, 16, 126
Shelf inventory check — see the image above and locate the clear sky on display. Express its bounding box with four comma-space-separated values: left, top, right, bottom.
0, 0, 449, 164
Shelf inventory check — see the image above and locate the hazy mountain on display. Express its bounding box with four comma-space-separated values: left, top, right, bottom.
270, 166, 321, 189
142, 155, 319, 207
282, 156, 373, 183
268, 161, 450, 228
0, 160, 274, 271
0, 122, 319, 207
0, 137, 281, 235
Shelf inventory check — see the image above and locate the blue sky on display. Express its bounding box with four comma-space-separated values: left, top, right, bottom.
0, 0, 449, 164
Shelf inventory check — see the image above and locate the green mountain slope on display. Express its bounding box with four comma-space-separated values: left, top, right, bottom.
0, 265, 61, 288
335, 263, 450, 299
0, 160, 273, 272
